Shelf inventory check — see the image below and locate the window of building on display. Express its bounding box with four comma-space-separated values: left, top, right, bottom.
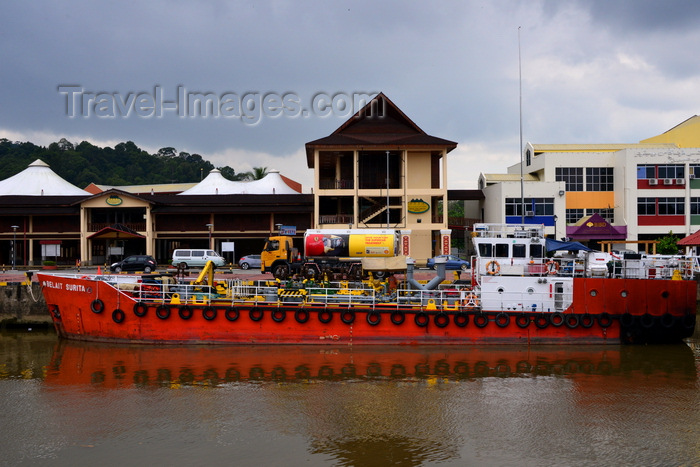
657, 164, 684, 179
555, 167, 583, 191
533, 198, 554, 215
505, 198, 554, 216
690, 165, 700, 179
637, 165, 656, 179
566, 209, 584, 224
638, 197, 655, 215
505, 198, 522, 216
586, 167, 613, 191
586, 208, 614, 222
658, 197, 685, 215
691, 197, 700, 215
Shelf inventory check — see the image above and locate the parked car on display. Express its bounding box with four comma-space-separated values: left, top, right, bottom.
171, 249, 226, 269
110, 255, 157, 273
238, 254, 261, 270
426, 255, 471, 271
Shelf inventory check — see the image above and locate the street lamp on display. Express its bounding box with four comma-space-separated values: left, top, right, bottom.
206, 224, 213, 249
386, 150, 390, 228
10, 225, 18, 270
553, 215, 558, 240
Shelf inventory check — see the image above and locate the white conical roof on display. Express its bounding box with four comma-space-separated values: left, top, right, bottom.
0, 159, 89, 196
178, 169, 299, 195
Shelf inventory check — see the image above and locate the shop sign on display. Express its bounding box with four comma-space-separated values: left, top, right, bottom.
106, 195, 123, 206
280, 225, 296, 235
407, 199, 430, 214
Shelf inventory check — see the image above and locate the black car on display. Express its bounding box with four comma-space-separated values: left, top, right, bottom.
110, 255, 157, 273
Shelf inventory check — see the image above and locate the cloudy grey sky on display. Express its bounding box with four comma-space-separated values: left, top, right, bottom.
2, 0, 699, 190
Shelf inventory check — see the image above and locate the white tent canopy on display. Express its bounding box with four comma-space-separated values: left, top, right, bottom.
0, 159, 89, 196
178, 169, 299, 195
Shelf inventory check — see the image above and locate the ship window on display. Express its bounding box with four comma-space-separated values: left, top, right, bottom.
590, 289, 598, 297
497, 287, 504, 294
513, 244, 526, 258
527, 287, 534, 294
495, 244, 509, 257
530, 244, 544, 258
620, 290, 628, 298
478, 244, 492, 257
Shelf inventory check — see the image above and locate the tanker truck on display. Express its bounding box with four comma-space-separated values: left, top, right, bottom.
260, 229, 406, 279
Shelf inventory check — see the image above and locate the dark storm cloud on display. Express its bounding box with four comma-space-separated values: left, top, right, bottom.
570, 0, 700, 32
0, 1, 698, 188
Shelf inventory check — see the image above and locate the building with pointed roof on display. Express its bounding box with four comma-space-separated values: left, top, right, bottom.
305, 93, 458, 260
178, 169, 300, 195
0, 159, 89, 196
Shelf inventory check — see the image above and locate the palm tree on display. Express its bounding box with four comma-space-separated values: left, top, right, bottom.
240, 166, 269, 181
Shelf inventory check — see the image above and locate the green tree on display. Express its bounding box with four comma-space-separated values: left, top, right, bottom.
0, 138, 262, 187
240, 166, 268, 180
656, 231, 679, 255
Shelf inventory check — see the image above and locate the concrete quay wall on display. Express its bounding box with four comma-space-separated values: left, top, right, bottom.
0, 282, 52, 327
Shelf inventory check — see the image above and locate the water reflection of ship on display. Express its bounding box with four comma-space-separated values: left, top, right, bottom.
44, 341, 697, 388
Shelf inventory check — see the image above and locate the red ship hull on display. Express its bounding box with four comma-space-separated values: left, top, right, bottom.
38, 274, 696, 345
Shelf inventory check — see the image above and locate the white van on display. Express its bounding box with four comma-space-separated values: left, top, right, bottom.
172, 249, 226, 268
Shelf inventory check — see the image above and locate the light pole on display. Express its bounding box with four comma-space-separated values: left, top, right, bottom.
386, 150, 390, 228
206, 224, 213, 249
11, 225, 18, 270
553, 215, 558, 240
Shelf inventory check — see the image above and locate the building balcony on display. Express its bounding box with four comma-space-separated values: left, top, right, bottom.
88, 222, 146, 232
319, 214, 354, 225
319, 179, 354, 190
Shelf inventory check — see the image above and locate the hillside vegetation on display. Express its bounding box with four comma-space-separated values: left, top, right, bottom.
0, 138, 249, 187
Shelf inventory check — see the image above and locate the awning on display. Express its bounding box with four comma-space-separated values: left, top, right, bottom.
566, 213, 626, 240
88, 224, 145, 240
678, 229, 700, 246
545, 238, 593, 253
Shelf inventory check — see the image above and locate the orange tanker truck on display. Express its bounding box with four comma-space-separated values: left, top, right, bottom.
260, 229, 405, 279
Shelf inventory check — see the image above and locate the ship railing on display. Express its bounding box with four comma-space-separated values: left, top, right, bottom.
473, 223, 545, 239
472, 257, 586, 279
473, 256, 697, 281
96, 274, 575, 313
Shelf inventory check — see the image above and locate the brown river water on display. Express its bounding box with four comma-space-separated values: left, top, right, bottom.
1, 331, 698, 466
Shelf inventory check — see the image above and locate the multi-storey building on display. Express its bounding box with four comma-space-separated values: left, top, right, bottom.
479, 116, 700, 252
305, 93, 458, 261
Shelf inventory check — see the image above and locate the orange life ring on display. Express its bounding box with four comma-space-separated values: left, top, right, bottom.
546, 260, 560, 275
485, 261, 500, 275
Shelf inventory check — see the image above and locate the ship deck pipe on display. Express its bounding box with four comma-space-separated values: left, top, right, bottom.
406, 258, 446, 291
